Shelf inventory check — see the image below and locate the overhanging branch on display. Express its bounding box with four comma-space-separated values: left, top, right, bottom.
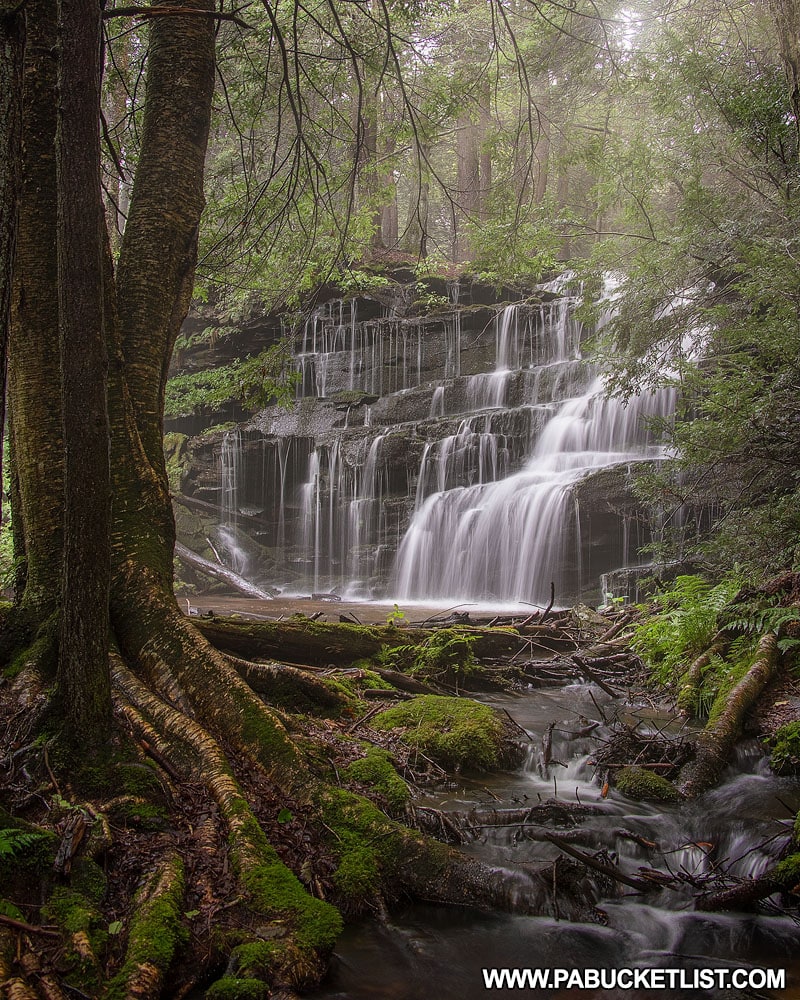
103, 4, 251, 29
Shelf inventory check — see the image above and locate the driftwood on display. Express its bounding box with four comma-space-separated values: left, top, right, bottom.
678, 632, 779, 798
174, 542, 274, 600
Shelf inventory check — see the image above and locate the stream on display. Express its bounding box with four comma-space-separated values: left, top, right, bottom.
308, 683, 800, 999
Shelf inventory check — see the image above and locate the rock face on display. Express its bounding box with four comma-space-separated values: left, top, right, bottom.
174, 274, 676, 604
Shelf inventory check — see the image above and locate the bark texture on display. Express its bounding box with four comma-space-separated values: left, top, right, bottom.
678, 632, 779, 798
56, 0, 111, 747
0, 4, 24, 524
8, 0, 63, 614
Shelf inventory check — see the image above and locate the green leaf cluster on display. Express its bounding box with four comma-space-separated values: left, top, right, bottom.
165, 343, 299, 418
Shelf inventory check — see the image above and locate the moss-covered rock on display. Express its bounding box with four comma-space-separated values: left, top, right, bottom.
163, 432, 190, 493
205, 976, 269, 999
773, 852, 800, 889
372, 695, 505, 771
615, 766, 680, 802
770, 720, 800, 776
344, 748, 410, 812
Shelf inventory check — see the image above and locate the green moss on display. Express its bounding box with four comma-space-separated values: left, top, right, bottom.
372, 695, 505, 771
45, 887, 99, 935
239, 856, 342, 951
770, 721, 800, 776
163, 432, 190, 493
228, 814, 342, 952
229, 941, 279, 978
615, 766, 680, 802
774, 852, 800, 887
4, 629, 57, 680
205, 978, 269, 1000
706, 654, 753, 727
237, 698, 301, 774
344, 748, 410, 812
70, 859, 108, 905
104, 860, 188, 1000
315, 787, 412, 904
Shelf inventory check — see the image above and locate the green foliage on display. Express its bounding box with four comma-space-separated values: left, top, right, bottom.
414, 629, 478, 680
632, 575, 741, 684
373, 695, 504, 771
770, 721, 800, 776
0, 827, 47, 860
385, 603, 406, 626
333, 269, 390, 297
165, 342, 299, 418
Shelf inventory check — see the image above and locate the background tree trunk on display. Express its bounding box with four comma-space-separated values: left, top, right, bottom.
0, 5, 24, 527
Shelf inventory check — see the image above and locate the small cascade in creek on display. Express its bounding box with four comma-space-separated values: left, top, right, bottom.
199, 273, 677, 601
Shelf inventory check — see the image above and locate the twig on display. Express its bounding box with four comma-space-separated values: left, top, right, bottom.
0, 913, 62, 937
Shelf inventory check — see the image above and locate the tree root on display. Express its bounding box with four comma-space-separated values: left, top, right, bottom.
105, 851, 185, 1000
225, 654, 348, 713
678, 632, 779, 798
111, 653, 341, 988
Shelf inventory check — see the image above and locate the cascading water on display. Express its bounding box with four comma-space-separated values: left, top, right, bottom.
394, 289, 676, 605
204, 275, 675, 602
308, 683, 800, 1000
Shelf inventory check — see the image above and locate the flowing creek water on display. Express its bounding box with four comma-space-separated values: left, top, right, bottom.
308, 683, 800, 999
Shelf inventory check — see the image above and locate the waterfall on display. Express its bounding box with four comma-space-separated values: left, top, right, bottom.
394, 378, 676, 604
205, 275, 678, 602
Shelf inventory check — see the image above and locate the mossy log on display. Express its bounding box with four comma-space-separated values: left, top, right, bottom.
678, 632, 779, 798
195, 617, 529, 667
677, 638, 729, 717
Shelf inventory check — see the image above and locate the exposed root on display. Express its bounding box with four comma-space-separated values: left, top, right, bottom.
225, 654, 348, 713
111, 652, 341, 988
105, 851, 185, 1000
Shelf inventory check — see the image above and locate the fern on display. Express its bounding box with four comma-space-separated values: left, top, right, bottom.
0, 828, 45, 859
632, 574, 743, 684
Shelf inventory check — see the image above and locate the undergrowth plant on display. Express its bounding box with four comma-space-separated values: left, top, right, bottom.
632, 574, 742, 684
0, 827, 46, 860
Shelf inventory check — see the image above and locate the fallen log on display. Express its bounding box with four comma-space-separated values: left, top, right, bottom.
677, 637, 729, 717
678, 632, 779, 798
174, 542, 274, 600
195, 617, 528, 667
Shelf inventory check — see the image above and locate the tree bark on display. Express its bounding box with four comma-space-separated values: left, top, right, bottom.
115, 0, 215, 477
8, 0, 64, 615
55, 0, 111, 748
0, 4, 24, 526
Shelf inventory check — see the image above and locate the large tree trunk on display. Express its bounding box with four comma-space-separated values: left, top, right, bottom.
8, 0, 64, 616
0, 3, 24, 526
55, 0, 111, 748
